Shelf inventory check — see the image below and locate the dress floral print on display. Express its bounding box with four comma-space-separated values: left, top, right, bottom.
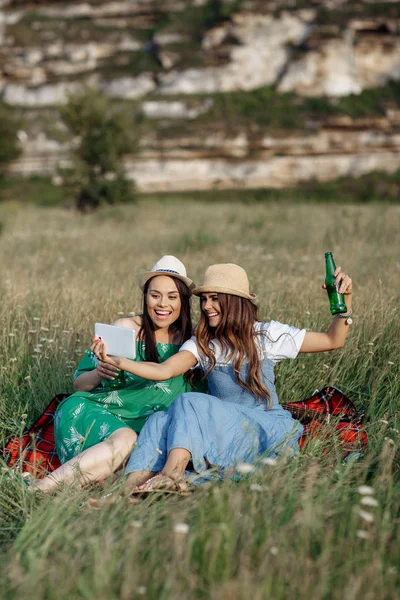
54, 342, 192, 463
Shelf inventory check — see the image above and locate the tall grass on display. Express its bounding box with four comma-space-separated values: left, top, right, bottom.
0, 198, 399, 599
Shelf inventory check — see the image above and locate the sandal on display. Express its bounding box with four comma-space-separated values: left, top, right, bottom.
130, 473, 192, 496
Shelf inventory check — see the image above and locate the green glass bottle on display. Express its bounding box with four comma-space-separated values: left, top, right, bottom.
324, 252, 347, 315
102, 369, 125, 391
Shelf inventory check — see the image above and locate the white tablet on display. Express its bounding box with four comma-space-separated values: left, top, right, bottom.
95, 323, 136, 360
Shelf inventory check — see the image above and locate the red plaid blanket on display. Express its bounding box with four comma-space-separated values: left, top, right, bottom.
3, 393, 70, 478
3, 387, 367, 479
282, 386, 368, 459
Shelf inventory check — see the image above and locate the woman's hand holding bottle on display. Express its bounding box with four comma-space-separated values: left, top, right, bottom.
95, 359, 120, 381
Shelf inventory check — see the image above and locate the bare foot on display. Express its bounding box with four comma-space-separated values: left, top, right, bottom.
88, 493, 141, 509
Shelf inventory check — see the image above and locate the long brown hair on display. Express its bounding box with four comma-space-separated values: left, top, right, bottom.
196, 293, 271, 408
138, 277, 192, 362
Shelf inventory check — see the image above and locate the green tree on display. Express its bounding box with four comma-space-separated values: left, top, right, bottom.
0, 102, 21, 174
60, 88, 137, 210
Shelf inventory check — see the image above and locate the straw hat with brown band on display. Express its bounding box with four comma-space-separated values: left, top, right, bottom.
193, 263, 257, 303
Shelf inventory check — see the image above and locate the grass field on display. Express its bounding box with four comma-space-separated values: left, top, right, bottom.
0, 197, 399, 599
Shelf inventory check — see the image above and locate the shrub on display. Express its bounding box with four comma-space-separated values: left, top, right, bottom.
60, 88, 137, 211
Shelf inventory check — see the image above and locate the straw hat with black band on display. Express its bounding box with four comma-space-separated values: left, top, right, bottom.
193, 263, 257, 303
139, 255, 195, 292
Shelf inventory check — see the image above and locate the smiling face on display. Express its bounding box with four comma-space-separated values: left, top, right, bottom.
200, 292, 222, 328
146, 275, 182, 330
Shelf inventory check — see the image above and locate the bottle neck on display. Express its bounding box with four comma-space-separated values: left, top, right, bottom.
325, 253, 336, 274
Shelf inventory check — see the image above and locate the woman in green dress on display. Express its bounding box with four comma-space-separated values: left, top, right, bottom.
34, 256, 196, 493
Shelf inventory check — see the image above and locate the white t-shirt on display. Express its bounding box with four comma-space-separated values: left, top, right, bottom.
179, 321, 306, 369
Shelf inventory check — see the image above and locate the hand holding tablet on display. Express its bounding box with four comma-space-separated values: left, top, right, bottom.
94, 323, 136, 360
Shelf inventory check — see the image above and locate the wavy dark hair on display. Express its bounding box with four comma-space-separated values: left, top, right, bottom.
138, 276, 192, 362
196, 293, 271, 408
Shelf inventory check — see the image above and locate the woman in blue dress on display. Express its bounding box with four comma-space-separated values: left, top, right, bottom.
91, 261, 353, 495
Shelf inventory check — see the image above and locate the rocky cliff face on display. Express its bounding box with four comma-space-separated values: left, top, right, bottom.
2, 0, 400, 192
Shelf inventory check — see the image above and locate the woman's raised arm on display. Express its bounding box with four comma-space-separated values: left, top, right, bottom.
299, 265, 353, 354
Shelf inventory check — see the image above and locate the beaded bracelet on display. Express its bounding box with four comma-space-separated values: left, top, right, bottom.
337, 308, 353, 324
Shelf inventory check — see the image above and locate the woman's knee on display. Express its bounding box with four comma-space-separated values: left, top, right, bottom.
141, 410, 169, 438
106, 427, 137, 452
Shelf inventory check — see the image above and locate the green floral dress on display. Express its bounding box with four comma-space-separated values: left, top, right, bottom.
54, 342, 191, 463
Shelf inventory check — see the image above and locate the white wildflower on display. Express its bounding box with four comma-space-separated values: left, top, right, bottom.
360, 496, 379, 507
261, 457, 277, 466
357, 485, 374, 496
269, 546, 279, 555
388, 361, 394, 366
250, 483, 265, 492
137, 587, 147, 596
358, 509, 374, 523
236, 462, 254, 475
8, 333, 15, 337
130, 520, 142, 528
356, 530, 370, 540
33, 317, 40, 321
174, 523, 190, 535
117, 311, 124, 315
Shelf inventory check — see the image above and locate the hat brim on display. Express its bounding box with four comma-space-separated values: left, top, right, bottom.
193, 285, 257, 303
139, 271, 195, 292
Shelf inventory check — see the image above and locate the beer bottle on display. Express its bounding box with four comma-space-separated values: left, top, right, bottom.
324, 252, 347, 315
102, 369, 125, 391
